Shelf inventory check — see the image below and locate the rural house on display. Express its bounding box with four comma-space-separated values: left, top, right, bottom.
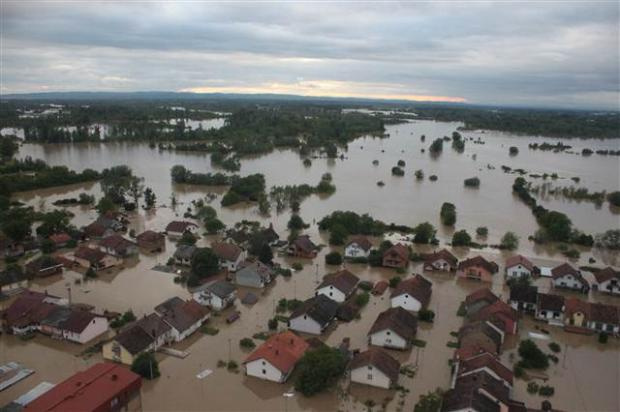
165, 221, 198, 237
234, 260, 274, 288
98, 234, 138, 258
592, 267, 620, 296
39, 306, 109, 344
192, 280, 236, 311
154, 297, 210, 342
457, 321, 503, 358
535, 293, 565, 325
288, 294, 339, 335
456, 256, 499, 282
368, 307, 418, 350
468, 299, 519, 335
243, 331, 309, 383
136, 230, 165, 252
287, 235, 317, 258
0, 266, 28, 295
344, 236, 372, 259
349, 348, 401, 389
508, 284, 538, 313
212, 241, 246, 272
453, 352, 514, 391
551, 263, 589, 293
315, 269, 359, 303
504, 254, 535, 279
25, 256, 64, 278
422, 248, 458, 272
390, 275, 432, 312
72, 246, 120, 271
173, 244, 197, 266
382, 244, 410, 269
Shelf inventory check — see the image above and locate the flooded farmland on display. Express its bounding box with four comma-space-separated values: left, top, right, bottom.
1, 119, 620, 411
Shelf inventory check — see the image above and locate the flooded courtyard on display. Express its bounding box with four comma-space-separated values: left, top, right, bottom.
1, 119, 619, 411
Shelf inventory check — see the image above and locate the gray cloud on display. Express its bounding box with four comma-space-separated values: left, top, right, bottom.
1, 1, 618, 109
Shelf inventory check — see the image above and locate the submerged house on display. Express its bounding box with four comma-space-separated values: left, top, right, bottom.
243, 331, 309, 383
165, 221, 198, 237
453, 352, 514, 391
173, 244, 197, 266
535, 293, 565, 325
0, 266, 28, 294
234, 260, 274, 288
39, 306, 109, 344
102, 313, 172, 365
592, 267, 620, 296
390, 275, 432, 312
551, 263, 589, 293
287, 235, 317, 258
192, 280, 236, 311
349, 348, 401, 389
509, 284, 538, 313
368, 307, 418, 350
504, 255, 535, 279
72, 246, 120, 271
457, 256, 499, 282
136, 230, 165, 252
422, 248, 458, 272
344, 236, 373, 259
288, 295, 339, 335
212, 242, 246, 272
457, 321, 503, 359
25, 256, 64, 278
315, 269, 359, 303
154, 297, 210, 342
98, 234, 138, 258
382, 244, 410, 269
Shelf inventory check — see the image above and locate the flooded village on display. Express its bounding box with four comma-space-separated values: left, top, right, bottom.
0, 102, 619, 412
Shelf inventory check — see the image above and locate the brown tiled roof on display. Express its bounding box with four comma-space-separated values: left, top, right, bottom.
60, 310, 99, 334
459, 321, 503, 352
423, 248, 458, 266
136, 230, 164, 243
469, 300, 518, 324
551, 263, 579, 279
465, 288, 499, 307
244, 331, 309, 374
509, 285, 538, 304
99, 234, 135, 253
390, 275, 432, 307
443, 370, 510, 412
368, 307, 418, 341
346, 235, 373, 251
349, 348, 400, 384
155, 297, 209, 333
564, 297, 590, 321
537, 293, 564, 312
458, 256, 499, 273
84, 221, 107, 237
49, 233, 72, 245
589, 302, 619, 325
115, 324, 156, 355
459, 352, 514, 386
318, 269, 360, 295
74, 246, 107, 264
2, 290, 59, 328
291, 235, 316, 253
165, 221, 197, 233
212, 242, 243, 262
290, 295, 339, 327
593, 267, 620, 284
383, 243, 410, 260
505, 255, 534, 272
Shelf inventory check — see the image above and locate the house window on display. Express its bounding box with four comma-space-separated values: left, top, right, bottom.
367, 374, 373, 380
606, 324, 613, 332
262, 369, 266, 374
386, 331, 391, 335
367, 366, 372, 370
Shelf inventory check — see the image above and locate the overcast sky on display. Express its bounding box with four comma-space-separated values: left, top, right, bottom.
1, 1, 619, 109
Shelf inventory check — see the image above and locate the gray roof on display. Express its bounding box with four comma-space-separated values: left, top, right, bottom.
290, 295, 339, 327
174, 244, 197, 260
206, 280, 236, 298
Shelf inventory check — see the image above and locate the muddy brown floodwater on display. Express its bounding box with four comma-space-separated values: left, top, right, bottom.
1, 118, 619, 411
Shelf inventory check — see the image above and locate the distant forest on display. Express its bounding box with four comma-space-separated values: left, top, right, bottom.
0, 96, 618, 142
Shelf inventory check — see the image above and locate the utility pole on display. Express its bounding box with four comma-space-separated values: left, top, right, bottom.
562, 342, 568, 368
228, 338, 232, 362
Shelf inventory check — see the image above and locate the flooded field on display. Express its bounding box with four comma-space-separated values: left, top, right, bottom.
1, 119, 619, 411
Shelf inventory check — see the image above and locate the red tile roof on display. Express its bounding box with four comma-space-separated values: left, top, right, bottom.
551, 263, 579, 279
564, 297, 591, 320
165, 221, 197, 233
24, 362, 141, 412
383, 243, 410, 261
99, 234, 135, 252
244, 331, 309, 374
49, 233, 72, 246
346, 235, 373, 251
136, 230, 164, 243
349, 348, 401, 384
212, 242, 243, 262
593, 267, 620, 284
465, 288, 499, 307
74, 246, 107, 264
423, 248, 458, 266
505, 255, 534, 272
318, 269, 360, 295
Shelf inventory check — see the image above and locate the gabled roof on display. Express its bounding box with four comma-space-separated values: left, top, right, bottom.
551, 263, 580, 279
346, 235, 372, 251
236, 260, 273, 281
458, 256, 499, 273
317, 269, 359, 295
458, 352, 513, 386
49, 232, 72, 245
383, 243, 409, 260
2, 290, 59, 328
564, 297, 591, 321
212, 242, 243, 262
505, 255, 534, 271
116, 313, 171, 355
589, 302, 619, 325
290, 235, 316, 253
459, 321, 503, 351
368, 307, 417, 340
390, 275, 432, 307
259, 224, 280, 243
59, 309, 100, 334
442, 370, 510, 412
99, 234, 135, 252
423, 248, 458, 266
509, 285, 538, 304
244, 331, 309, 374
165, 221, 198, 233
537, 293, 565, 312
25, 255, 63, 272
349, 348, 400, 384
205, 280, 236, 298
155, 297, 209, 333
290, 294, 339, 327
0, 266, 26, 286
74, 247, 107, 264
24, 362, 141, 412
83, 221, 107, 237
465, 288, 499, 307
136, 230, 164, 243
469, 300, 518, 325
593, 267, 620, 284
